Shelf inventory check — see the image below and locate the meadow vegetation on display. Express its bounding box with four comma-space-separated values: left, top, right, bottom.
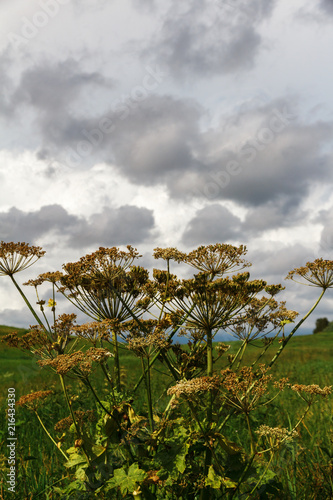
0, 242, 332, 499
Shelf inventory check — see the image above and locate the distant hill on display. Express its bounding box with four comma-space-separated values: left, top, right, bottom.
0, 324, 29, 336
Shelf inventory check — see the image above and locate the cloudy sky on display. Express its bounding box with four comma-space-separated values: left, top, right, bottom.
0, 0, 333, 333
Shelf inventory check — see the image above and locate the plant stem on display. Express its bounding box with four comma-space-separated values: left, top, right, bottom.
206, 328, 213, 377
268, 289, 326, 369
10, 275, 45, 329
112, 328, 121, 391
244, 453, 274, 500
200, 328, 214, 500
245, 412, 255, 455
229, 453, 256, 499
141, 356, 154, 432
59, 374, 91, 466
84, 376, 135, 461
34, 410, 68, 460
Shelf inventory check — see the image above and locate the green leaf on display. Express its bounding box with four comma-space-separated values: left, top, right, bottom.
216, 434, 242, 455
205, 465, 222, 489
64, 454, 87, 468
106, 463, 147, 495
221, 477, 237, 489
175, 442, 190, 474
75, 467, 88, 481
91, 443, 106, 457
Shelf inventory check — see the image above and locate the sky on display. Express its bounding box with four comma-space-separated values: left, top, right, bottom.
0, 0, 333, 334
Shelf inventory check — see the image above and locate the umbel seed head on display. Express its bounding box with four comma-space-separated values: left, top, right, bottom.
0, 241, 45, 276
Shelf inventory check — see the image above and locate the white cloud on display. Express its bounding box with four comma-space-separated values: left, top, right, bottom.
0, 0, 332, 329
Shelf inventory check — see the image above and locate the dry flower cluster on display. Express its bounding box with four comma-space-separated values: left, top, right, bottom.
38, 348, 113, 375
54, 410, 96, 432
167, 376, 221, 397
291, 384, 332, 399
16, 390, 54, 410
286, 258, 333, 289
1, 241, 332, 498
256, 425, 298, 443
0, 241, 45, 276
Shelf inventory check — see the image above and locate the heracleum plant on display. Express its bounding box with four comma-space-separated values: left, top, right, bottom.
1, 240, 332, 499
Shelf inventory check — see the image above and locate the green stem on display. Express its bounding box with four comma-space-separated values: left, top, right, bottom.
84, 377, 135, 461
112, 328, 121, 391
206, 328, 213, 377
132, 313, 193, 393
34, 410, 68, 461
251, 332, 278, 369
199, 450, 212, 500
10, 275, 45, 329
141, 356, 154, 432
229, 453, 256, 500
268, 288, 326, 369
244, 453, 274, 500
59, 374, 91, 466
100, 362, 116, 402
234, 339, 248, 371
200, 328, 214, 500
245, 412, 255, 455
84, 376, 113, 416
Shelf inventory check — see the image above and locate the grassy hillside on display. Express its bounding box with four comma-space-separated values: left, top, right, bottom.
0, 325, 44, 390
0, 326, 332, 498
0, 324, 28, 336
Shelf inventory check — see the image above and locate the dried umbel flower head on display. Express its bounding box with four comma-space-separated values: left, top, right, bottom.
264, 284, 285, 296
58, 249, 150, 322
256, 425, 298, 445
186, 243, 250, 277
0, 241, 45, 276
54, 410, 95, 432
229, 298, 298, 341
220, 365, 272, 413
125, 318, 171, 356
291, 384, 332, 403
38, 348, 113, 375
286, 258, 333, 289
38, 351, 91, 376
23, 271, 64, 288
50, 313, 77, 353
2, 326, 52, 355
62, 246, 141, 282
127, 331, 170, 357
215, 343, 231, 354
162, 272, 267, 332
73, 319, 115, 345
16, 390, 53, 410
167, 376, 221, 398
153, 247, 187, 263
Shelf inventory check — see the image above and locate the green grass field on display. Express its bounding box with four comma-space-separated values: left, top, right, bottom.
0, 325, 332, 499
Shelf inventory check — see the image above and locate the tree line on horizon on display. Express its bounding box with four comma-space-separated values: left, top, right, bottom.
313, 317, 332, 334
